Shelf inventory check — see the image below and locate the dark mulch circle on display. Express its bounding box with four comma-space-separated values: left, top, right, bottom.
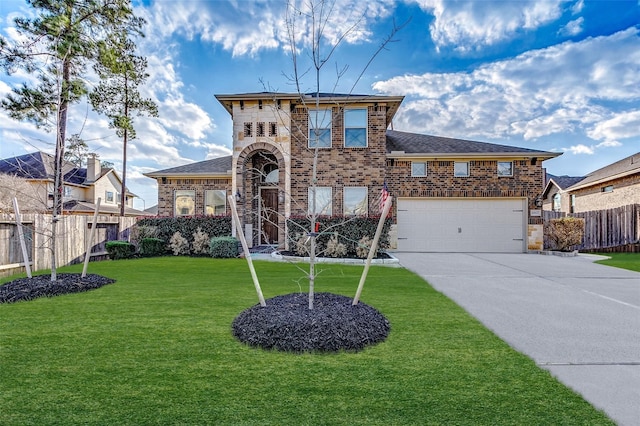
0, 273, 115, 304
232, 292, 391, 353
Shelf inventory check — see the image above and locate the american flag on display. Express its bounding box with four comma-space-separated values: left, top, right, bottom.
378, 181, 389, 213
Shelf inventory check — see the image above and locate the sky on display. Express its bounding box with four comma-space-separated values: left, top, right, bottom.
0, 0, 639, 210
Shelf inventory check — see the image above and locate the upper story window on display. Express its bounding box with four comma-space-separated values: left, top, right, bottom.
63, 186, 73, 197
344, 187, 368, 216
308, 109, 332, 148
105, 190, 114, 203
454, 162, 469, 177
205, 190, 226, 215
244, 122, 253, 137
175, 190, 196, 216
344, 108, 367, 148
257, 122, 265, 137
497, 161, 513, 176
412, 162, 427, 177
601, 185, 614, 193
269, 122, 277, 137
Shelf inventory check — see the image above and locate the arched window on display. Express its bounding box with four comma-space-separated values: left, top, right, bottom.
263, 163, 279, 183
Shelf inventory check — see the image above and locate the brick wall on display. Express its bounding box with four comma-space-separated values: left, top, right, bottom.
289, 105, 388, 216
156, 178, 232, 217
386, 158, 544, 224
571, 174, 640, 213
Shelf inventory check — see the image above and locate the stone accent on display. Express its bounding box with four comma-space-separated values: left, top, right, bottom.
527, 224, 543, 251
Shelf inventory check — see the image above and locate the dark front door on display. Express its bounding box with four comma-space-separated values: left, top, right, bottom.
261, 188, 279, 244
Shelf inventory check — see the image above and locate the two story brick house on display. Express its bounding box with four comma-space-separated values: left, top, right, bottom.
144, 92, 560, 252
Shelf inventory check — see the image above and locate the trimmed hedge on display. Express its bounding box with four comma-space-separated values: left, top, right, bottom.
106, 241, 135, 260
137, 216, 232, 248
287, 216, 392, 257
139, 238, 165, 257
209, 236, 239, 258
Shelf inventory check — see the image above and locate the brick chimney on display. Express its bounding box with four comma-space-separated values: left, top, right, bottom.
86, 154, 101, 182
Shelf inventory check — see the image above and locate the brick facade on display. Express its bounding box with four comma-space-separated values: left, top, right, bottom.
570, 174, 640, 213
156, 178, 232, 217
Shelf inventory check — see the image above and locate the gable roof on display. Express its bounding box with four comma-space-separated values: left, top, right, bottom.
0, 151, 87, 185
386, 130, 560, 159
542, 173, 585, 198
567, 152, 640, 191
144, 156, 233, 178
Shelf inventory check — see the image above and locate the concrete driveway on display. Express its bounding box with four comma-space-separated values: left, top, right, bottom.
393, 252, 640, 426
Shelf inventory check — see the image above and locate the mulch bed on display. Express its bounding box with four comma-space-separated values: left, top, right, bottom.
0, 273, 115, 304
232, 292, 391, 353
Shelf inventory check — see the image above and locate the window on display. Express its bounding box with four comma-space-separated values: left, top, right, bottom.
412, 162, 427, 177
308, 187, 332, 215
570, 194, 576, 213
105, 191, 114, 203
244, 122, 253, 137
454, 162, 469, 177
63, 186, 73, 197
601, 185, 614, 193
269, 122, 277, 137
497, 161, 513, 176
344, 108, 367, 148
257, 122, 265, 137
205, 190, 226, 215
344, 187, 368, 216
175, 190, 196, 216
552, 193, 561, 212
308, 109, 332, 148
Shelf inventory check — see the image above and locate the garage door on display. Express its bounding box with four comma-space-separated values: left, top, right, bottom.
397, 198, 526, 253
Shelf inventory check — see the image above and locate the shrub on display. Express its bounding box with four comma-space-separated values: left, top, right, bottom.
139, 238, 165, 257
325, 233, 347, 258
105, 241, 135, 260
356, 235, 377, 259
136, 216, 232, 248
130, 224, 158, 249
209, 236, 239, 258
286, 216, 391, 257
169, 232, 190, 256
192, 228, 210, 255
545, 217, 585, 251
293, 233, 311, 256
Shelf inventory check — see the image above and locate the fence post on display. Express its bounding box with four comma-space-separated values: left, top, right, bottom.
12, 198, 32, 278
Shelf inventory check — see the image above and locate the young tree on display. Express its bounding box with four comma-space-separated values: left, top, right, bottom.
90, 30, 158, 216
283, 0, 403, 309
0, 0, 145, 280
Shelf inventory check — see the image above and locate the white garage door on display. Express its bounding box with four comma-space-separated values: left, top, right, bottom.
397, 198, 526, 253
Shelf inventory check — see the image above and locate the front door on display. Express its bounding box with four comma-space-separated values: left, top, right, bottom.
260, 188, 279, 244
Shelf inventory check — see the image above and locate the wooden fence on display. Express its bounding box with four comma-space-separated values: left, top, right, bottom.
0, 213, 137, 278
543, 204, 640, 251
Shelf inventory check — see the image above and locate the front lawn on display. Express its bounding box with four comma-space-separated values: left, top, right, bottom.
595, 252, 640, 272
0, 258, 612, 425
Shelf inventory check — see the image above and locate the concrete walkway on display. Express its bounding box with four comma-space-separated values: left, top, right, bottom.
393, 252, 640, 426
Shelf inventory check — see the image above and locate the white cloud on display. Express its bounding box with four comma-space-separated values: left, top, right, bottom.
565, 144, 594, 155
558, 17, 584, 37
571, 0, 585, 14
410, 0, 563, 52
588, 110, 640, 144
373, 27, 640, 148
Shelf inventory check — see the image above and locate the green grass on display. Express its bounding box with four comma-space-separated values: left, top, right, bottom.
595, 252, 640, 272
1, 258, 613, 425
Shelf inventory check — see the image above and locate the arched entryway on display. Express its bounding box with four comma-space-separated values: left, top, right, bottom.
236, 145, 285, 247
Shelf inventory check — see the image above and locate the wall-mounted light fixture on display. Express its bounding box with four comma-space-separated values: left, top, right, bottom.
235, 190, 243, 203
534, 196, 543, 207
278, 190, 284, 203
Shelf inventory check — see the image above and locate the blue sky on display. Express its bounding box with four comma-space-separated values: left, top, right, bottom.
1, 0, 639, 210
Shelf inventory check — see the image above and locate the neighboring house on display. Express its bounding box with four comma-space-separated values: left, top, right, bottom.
542, 174, 585, 213
144, 92, 560, 252
0, 151, 146, 216
562, 152, 640, 213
